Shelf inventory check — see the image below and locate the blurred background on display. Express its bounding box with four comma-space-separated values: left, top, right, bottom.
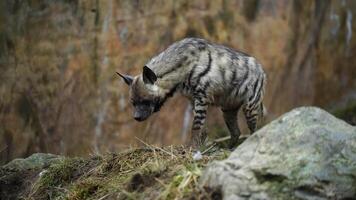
0, 0, 355, 164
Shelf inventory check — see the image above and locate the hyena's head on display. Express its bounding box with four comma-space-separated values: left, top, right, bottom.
117, 66, 164, 122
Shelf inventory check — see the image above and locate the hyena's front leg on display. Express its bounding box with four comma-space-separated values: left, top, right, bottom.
189, 98, 208, 148
222, 109, 241, 148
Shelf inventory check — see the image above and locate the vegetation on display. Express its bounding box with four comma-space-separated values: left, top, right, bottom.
4, 146, 229, 200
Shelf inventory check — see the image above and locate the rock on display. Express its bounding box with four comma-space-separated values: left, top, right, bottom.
200, 107, 356, 200
0, 153, 61, 199
3, 153, 61, 170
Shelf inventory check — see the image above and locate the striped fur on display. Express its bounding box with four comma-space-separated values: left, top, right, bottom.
118, 38, 266, 148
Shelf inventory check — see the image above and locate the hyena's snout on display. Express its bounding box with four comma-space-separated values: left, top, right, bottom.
133, 105, 154, 121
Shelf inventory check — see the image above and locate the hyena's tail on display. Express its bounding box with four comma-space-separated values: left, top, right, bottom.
262, 103, 267, 117
256, 102, 267, 127
260, 72, 267, 120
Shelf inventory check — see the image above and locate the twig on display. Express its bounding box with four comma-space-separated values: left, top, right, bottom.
98, 193, 112, 200
135, 137, 177, 158
214, 136, 231, 143
154, 177, 167, 187
202, 143, 217, 155
119, 169, 133, 175
202, 136, 231, 155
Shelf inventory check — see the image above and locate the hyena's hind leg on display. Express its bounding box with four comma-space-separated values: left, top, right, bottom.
243, 102, 264, 133
189, 97, 208, 148
222, 108, 241, 148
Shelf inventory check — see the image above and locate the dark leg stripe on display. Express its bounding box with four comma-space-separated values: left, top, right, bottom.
195, 96, 203, 103
194, 115, 206, 121
194, 89, 205, 96
248, 120, 256, 125
195, 109, 207, 115
193, 123, 203, 128
196, 102, 207, 107
246, 102, 257, 110
249, 104, 258, 110
247, 119, 256, 124
195, 114, 206, 119
195, 95, 208, 103
194, 82, 211, 98
193, 120, 204, 124
246, 114, 258, 120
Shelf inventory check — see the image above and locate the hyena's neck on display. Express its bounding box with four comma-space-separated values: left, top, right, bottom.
154, 55, 194, 91
152, 81, 180, 112
153, 67, 193, 109
148, 39, 208, 102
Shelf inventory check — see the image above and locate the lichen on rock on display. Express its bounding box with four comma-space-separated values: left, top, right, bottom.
200, 107, 356, 200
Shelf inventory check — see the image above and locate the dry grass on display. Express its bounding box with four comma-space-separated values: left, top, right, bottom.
23, 144, 230, 200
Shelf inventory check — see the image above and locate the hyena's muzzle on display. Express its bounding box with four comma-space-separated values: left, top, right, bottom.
132, 99, 162, 121
133, 103, 154, 121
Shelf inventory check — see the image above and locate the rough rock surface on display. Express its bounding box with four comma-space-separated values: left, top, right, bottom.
2, 153, 60, 170
200, 107, 356, 200
0, 153, 61, 199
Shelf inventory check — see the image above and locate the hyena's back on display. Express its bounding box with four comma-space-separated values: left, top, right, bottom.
206, 44, 266, 111
147, 38, 266, 116
148, 38, 266, 109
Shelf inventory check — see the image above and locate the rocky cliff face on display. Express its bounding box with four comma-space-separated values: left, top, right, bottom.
0, 0, 355, 162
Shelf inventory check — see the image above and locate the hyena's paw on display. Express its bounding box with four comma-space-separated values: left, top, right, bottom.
229, 135, 239, 149
188, 130, 207, 149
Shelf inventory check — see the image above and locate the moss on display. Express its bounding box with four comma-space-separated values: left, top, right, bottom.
29, 157, 88, 199
67, 178, 104, 200
17, 146, 231, 200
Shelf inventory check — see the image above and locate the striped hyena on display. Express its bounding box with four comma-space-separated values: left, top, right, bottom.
117, 38, 266, 148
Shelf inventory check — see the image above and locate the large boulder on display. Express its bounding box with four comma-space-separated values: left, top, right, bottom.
200, 107, 356, 200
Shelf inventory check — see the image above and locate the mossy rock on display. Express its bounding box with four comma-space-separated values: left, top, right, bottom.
2, 153, 60, 170
0, 153, 61, 199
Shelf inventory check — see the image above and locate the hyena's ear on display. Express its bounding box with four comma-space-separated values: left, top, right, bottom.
142, 66, 157, 85
116, 72, 133, 86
